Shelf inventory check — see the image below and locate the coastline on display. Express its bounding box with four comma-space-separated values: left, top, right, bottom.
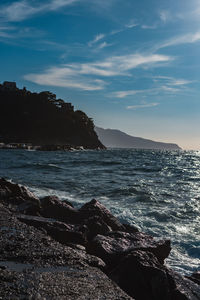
0, 143, 105, 151
0, 178, 199, 299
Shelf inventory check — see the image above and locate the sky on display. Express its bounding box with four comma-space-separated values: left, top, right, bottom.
0, 0, 200, 149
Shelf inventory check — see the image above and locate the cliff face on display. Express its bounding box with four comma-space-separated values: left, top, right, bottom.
0, 83, 105, 149
95, 127, 181, 150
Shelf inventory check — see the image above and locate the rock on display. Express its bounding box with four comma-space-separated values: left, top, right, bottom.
85, 215, 112, 240
79, 199, 125, 231
0, 204, 132, 300
87, 231, 171, 267
110, 250, 200, 300
85, 254, 106, 271
1, 178, 199, 300
122, 223, 139, 233
62, 199, 74, 207
167, 268, 200, 299
110, 250, 171, 300
40, 195, 79, 223
18, 214, 87, 246
0, 178, 40, 206
0, 178, 41, 216
186, 271, 200, 285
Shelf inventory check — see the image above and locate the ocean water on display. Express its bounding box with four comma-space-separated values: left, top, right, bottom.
0, 148, 199, 275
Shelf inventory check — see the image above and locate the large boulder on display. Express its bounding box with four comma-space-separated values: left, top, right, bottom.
40, 195, 79, 223
110, 250, 200, 300
167, 269, 200, 300
79, 199, 125, 231
0, 178, 40, 214
110, 250, 171, 300
87, 231, 171, 267
85, 215, 112, 240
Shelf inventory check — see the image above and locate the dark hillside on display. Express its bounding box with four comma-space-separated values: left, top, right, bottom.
0, 82, 105, 149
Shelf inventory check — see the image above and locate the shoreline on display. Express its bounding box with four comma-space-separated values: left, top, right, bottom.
0, 143, 104, 151
0, 178, 199, 299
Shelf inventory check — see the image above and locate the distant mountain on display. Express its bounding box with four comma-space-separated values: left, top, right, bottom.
95, 127, 181, 150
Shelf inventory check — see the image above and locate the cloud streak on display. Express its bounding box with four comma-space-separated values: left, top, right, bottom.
25, 53, 172, 90
156, 31, 200, 50
0, 26, 15, 38
111, 75, 192, 98
88, 33, 105, 47
126, 103, 159, 110
159, 10, 171, 23
0, 0, 78, 22
112, 89, 145, 98
25, 65, 107, 91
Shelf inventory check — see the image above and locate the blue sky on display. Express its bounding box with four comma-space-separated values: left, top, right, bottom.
0, 0, 200, 149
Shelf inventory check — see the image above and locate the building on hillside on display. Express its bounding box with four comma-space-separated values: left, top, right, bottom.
3, 81, 17, 89
0, 81, 17, 91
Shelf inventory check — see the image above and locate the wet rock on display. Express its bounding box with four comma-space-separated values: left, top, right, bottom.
122, 223, 139, 233
62, 199, 74, 208
40, 195, 79, 223
186, 271, 200, 286
167, 269, 200, 299
110, 250, 171, 300
87, 231, 171, 267
1, 178, 199, 300
0, 178, 40, 207
85, 215, 112, 240
110, 250, 200, 300
79, 199, 125, 231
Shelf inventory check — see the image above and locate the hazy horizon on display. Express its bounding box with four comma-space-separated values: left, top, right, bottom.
0, 0, 200, 150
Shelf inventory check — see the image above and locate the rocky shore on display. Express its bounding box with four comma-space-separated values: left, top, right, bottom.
0, 178, 199, 299
0, 143, 101, 151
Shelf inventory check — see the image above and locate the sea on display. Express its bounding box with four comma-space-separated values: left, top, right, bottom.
0, 148, 199, 275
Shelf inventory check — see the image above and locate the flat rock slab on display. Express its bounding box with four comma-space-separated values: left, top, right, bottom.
0, 266, 131, 300
0, 204, 132, 300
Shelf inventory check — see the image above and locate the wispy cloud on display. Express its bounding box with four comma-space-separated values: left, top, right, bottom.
125, 19, 138, 29
0, 26, 15, 38
112, 89, 144, 98
24, 65, 107, 91
0, 0, 78, 22
110, 28, 124, 35
111, 75, 191, 98
156, 31, 200, 50
88, 33, 105, 47
170, 79, 193, 86
141, 24, 157, 30
159, 10, 171, 23
126, 102, 159, 110
25, 53, 172, 90
0, 24, 44, 41
95, 41, 113, 50
98, 53, 172, 75
153, 76, 194, 86
88, 17, 139, 50
160, 86, 180, 93
111, 88, 160, 99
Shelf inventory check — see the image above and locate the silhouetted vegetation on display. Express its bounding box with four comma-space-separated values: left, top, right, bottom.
0, 83, 105, 149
